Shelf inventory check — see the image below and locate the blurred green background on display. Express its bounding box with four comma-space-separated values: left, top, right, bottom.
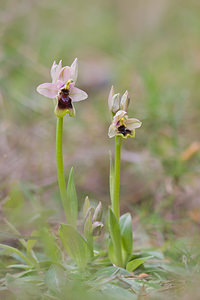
1, 0, 200, 251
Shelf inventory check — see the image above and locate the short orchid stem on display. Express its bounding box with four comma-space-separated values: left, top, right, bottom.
56, 117, 68, 218
113, 136, 122, 220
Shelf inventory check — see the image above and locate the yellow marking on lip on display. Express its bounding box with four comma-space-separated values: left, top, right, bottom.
120, 117, 126, 127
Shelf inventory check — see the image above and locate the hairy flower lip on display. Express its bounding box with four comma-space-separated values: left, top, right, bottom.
57, 88, 73, 110
36, 58, 88, 117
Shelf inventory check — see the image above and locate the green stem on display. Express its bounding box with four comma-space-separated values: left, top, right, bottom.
113, 136, 122, 220
56, 117, 68, 217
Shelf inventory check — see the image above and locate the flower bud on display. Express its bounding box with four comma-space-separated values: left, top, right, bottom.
93, 201, 103, 222
108, 86, 120, 114
111, 94, 120, 114
92, 221, 104, 236
84, 211, 93, 239
120, 90, 130, 112
83, 196, 90, 219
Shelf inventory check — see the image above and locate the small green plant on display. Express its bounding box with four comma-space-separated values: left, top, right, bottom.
107, 86, 144, 269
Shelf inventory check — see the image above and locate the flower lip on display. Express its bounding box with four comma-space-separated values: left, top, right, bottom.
57, 88, 73, 110
117, 125, 132, 137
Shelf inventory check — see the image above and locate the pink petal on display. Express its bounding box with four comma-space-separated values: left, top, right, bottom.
108, 123, 117, 138
108, 85, 114, 111
120, 90, 130, 111
56, 80, 65, 89
51, 60, 62, 83
69, 87, 88, 102
111, 93, 120, 113
126, 118, 142, 130
113, 110, 127, 124
58, 66, 71, 83
70, 58, 78, 83
36, 83, 58, 98
69, 82, 75, 89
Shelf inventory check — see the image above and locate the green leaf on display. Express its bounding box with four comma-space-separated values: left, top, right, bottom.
26, 231, 37, 254
58, 224, 91, 269
5, 274, 41, 298
65, 167, 78, 227
7, 264, 32, 270
101, 283, 136, 300
45, 265, 65, 294
126, 256, 152, 272
119, 213, 133, 264
108, 208, 123, 267
0, 243, 33, 266
4, 183, 24, 210
109, 152, 114, 207
39, 228, 61, 262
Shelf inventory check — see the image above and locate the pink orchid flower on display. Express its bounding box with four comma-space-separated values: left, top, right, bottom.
108, 110, 142, 138
37, 58, 88, 117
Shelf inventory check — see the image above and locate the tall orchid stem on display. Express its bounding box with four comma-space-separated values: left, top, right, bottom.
113, 136, 122, 220
56, 117, 68, 215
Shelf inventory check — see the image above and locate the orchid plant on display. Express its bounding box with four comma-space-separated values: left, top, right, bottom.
37, 58, 104, 269
107, 86, 142, 268
1, 58, 156, 298
37, 59, 87, 228
38, 58, 144, 270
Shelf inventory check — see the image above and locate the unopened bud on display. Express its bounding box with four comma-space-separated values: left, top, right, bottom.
111, 94, 120, 114
93, 201, 103, 222
120, 90, 130, 112
108, 86, 120, 114
92, 221, 104, 236
83, 196, 90, 219
84, 211, 93, 238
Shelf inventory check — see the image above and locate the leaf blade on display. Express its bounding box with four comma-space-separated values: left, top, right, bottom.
126, 256, 152, 272
108, 208, 123, 267
119, 213, 133, 264
58, 224, 91, 269
65, 167, 78, 227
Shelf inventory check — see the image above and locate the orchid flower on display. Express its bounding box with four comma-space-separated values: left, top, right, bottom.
108, 86, 130, 115
108, 110, 142, 138
37, 58, 88, 117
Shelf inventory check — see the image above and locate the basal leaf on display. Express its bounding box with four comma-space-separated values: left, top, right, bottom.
65, 167, 78, 227
119, 213, 133, 264
108, 208, 123, 267
39, 228, 61, 262
126, 256, 152, 272
58, 224, 91, 269
45, 264, 65, 293
0, 244, 33, 266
